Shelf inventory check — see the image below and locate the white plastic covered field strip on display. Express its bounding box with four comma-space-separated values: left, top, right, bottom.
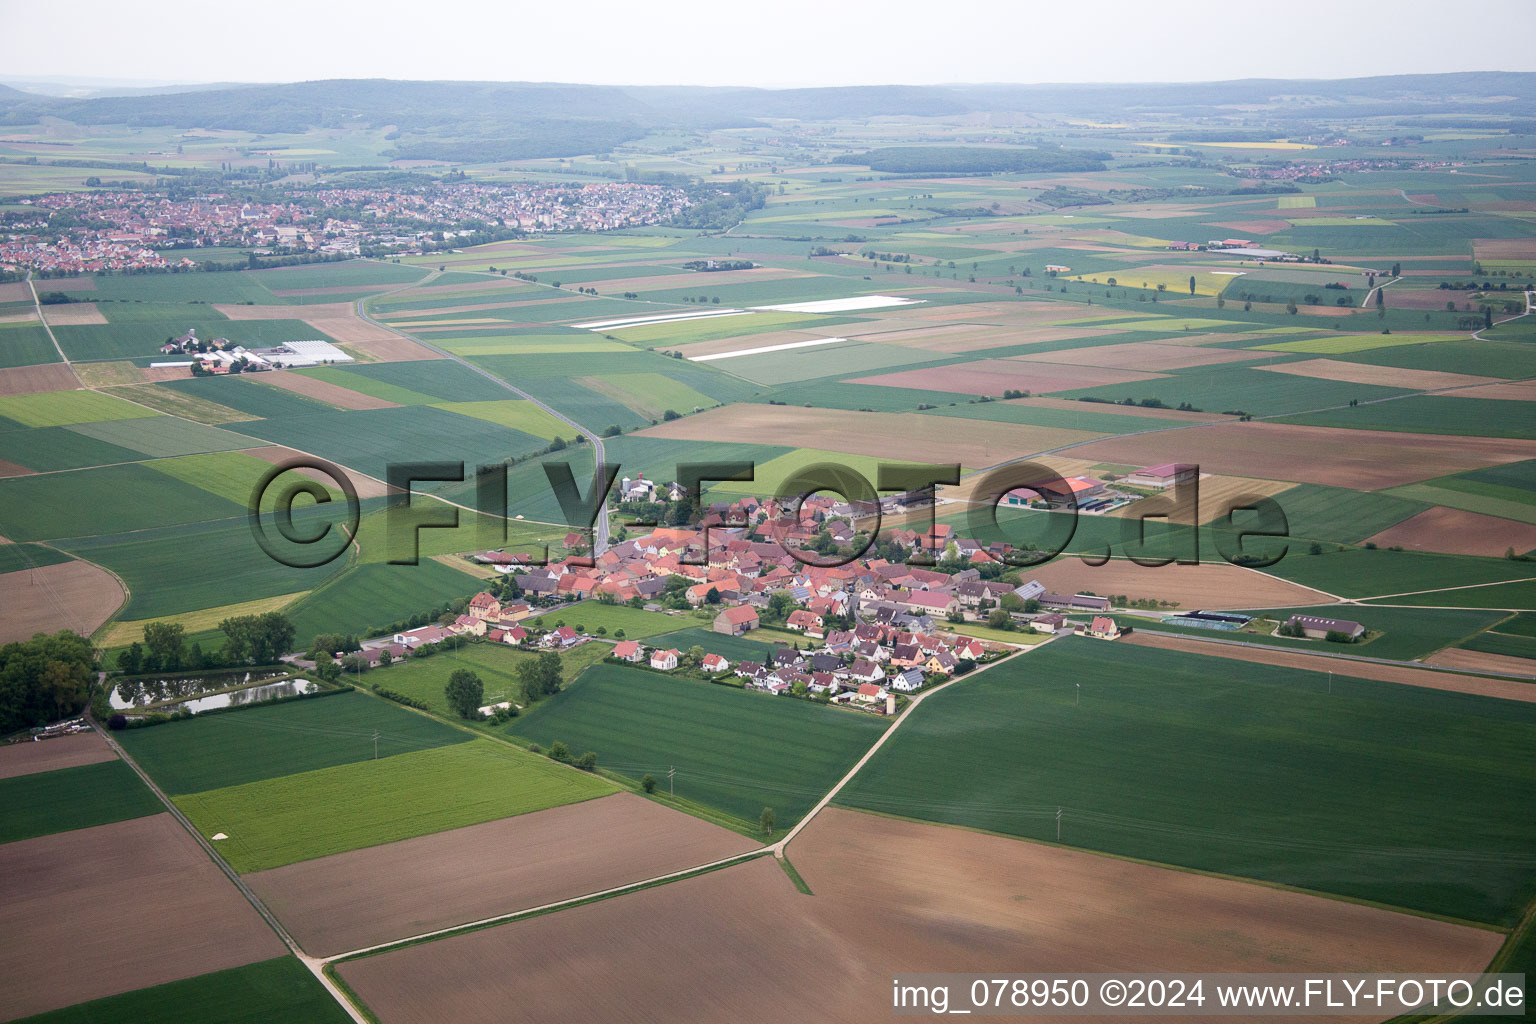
688, 337, 849, 362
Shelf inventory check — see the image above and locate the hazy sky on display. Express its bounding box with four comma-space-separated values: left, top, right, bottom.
2, 0, 1534, 89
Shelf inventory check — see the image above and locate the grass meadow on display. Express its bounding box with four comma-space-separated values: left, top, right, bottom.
174, 738, 614, 872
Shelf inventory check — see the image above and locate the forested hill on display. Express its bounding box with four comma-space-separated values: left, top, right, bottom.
2, 72, 1533, 162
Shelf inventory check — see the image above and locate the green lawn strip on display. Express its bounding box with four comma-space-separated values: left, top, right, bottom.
0, 759, 163, 845
175, 738, 615, 872
777, 854, 814, 895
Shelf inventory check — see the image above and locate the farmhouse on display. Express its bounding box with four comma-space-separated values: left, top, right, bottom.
785, 609, 824, 635
713, 605, 759, 635
1285, 614, 1365, 640
701, 653, 730, 673
1088, 616, 1122, 640
650, 648, 680, 671
612, 640, 644, 663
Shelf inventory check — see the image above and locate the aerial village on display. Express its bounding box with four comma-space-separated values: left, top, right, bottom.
348, 472, 1158, 716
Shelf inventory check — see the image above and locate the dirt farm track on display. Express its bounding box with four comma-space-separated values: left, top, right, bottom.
337, 808, 1498, 1024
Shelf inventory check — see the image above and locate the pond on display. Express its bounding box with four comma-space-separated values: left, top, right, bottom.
170, 678, 319, 714
108, 669, 291, 710
122, 678, 320, 716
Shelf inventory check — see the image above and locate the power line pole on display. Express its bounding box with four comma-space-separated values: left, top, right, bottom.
1328, 671, 1332, 696
373, 730, 379, 760
1075, 682, 1080, 706
668, 765, 675, 797
1056, 807, 1062, 842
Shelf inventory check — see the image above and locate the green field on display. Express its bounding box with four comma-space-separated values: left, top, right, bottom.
533, 600, 688, 638
148, 450, 332, 506
1365, 578, 1536, 610
13, 956, 354, 1024
1281, 397, 1536, 439
0, 389, 158, 429
174, 738, 614, 871
233, 404, 548, 482
0, 462, 247, 542
1460, 630, 1536, 660
429, 399, 573, 439
1259, 483, 1427, 544
283, 559, 484, 645
66, 417, 261, 460
0, 323, 62, 369
837, 639, 1536, 926
0, 542, 72, 575
0, 759, 163, 845
59, 510, 353, 620
508, 662, 887, 827
115, 690, 470, 795
359, 640, 611, 712
646, 625, 778, 662
1264, 546, 1536, 600
574, 371, 720, 418
0, 424, 145, 471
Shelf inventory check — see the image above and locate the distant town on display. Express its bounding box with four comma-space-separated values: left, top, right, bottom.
0, 180, 697, 275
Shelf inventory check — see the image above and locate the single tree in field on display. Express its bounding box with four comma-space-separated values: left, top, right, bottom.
548, 740, 570, 762
641, 773, 658, 793
445, 669, 484, 719
759, 807, 777, 838
1188, 275, 1196, 296
577, 751, 597, 771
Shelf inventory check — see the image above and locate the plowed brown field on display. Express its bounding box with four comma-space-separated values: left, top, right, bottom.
338, 809, 1501, 1024
0, 814, 286, 1019
634, 404, 1103, 465
1364, 507, 1536, 557
0, 560, 125, 643
1068, 422, 1536, 489
0, 731, 114, 780
248, 793, 758, 956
